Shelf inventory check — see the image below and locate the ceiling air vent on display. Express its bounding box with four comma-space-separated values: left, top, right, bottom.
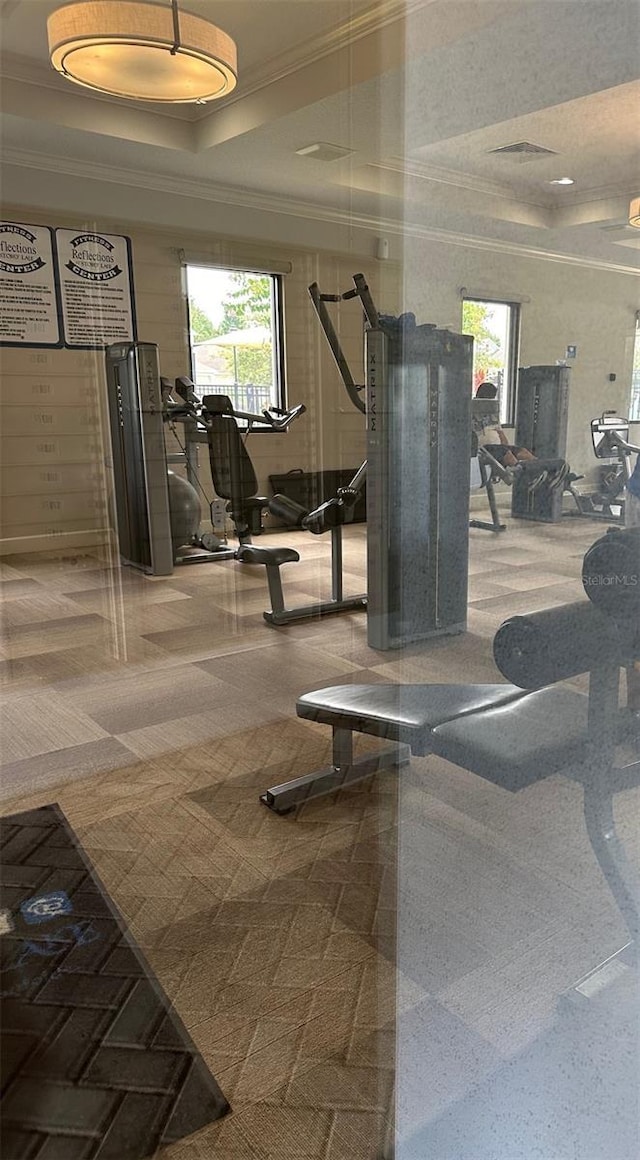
295, 142, 354, 162
600, 224, 640, 251
488, 141, 558, 163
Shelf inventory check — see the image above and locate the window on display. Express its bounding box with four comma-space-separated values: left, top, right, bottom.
185, 265, 285, 422
630, 322, 640, 421
462, 297, 521, 424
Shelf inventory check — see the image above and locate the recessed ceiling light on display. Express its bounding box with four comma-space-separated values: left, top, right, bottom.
295, 143, 354, 162
549, 177, 575, 186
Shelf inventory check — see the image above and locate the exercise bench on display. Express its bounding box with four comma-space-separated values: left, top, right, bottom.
261, 527, 640, 945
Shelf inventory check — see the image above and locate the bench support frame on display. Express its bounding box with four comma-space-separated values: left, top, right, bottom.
260, 726, 410, 814
262, 526, 367, 627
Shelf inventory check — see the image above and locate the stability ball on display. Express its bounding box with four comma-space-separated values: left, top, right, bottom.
167, 470, 201, 556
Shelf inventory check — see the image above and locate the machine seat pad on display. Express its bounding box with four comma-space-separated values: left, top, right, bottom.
296, 683, 524, 755
237, 545, 300, 566
431, 687, 589, 791
226, 496, 268, 513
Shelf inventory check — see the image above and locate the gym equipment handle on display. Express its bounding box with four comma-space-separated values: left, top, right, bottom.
262, 403, 306, 431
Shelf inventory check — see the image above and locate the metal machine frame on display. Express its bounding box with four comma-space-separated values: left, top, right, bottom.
262, 460, 368, 626
469, 445, 509, 533
309, 276, 473, 651
106, 343, 236, 575
105, 343, 306, 576
515, 364, 571, 459
512, 364, 571, 523
107, 342, 178, 576
565, 412, 638, 523
470, 397, 510, 533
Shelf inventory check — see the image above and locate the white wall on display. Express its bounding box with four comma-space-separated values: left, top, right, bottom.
2, 164, 639, 554
0, 193, 401, 554
1, 162, 397, 266
402, 238, 639, 472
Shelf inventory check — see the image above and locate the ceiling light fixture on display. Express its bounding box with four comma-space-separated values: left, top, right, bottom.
549, 177, 575, 186
47, 0, 237, 104
629, 198, 640, 228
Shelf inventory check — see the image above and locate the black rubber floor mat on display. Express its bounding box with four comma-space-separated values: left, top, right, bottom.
0, 804, 230, 1159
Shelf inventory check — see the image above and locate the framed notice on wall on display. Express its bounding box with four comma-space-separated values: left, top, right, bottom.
0, 222, 62, 347
55, 229, 137, 348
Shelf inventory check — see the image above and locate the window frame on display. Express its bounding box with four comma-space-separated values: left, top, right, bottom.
630, 322, 640, 422
462, 295, 521, 426
185, 263, 287, 430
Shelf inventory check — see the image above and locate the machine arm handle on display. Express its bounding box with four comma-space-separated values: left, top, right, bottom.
606, 430, 640, 485
609, 431, 640, 456
262, 403, 306, 431
226, 402, 306, 430
308, 282, 366, 415
350, 274, 380, 329
162, 404, 196, 422
337, 460, 367, 504
174, 376, 200, 407
478, 446, 515, 485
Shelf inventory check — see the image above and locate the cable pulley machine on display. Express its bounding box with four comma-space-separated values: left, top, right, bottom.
105, 342, 304, 576
309, 275, 473, 650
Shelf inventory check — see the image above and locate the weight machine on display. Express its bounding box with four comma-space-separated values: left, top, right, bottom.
309, 275, 473, 650
259, 462, 368, 625
469, 397, 511, 533
105, 342, 304, 576
510, 371, 637, 525
511, 364, 571, 523
565, 411, 638, 523
515, 364, 571, 459
200, 391, 367, 626
466, 391, 564, 535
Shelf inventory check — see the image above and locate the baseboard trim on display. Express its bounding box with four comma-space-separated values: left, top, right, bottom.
469, 493, 510, 513
0, 529, 114, 556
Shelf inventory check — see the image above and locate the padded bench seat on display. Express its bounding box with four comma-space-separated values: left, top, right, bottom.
237, 544, 300, 566
296, 682, 525, 754
431, 686, 590, 791
262, 682, 592, 815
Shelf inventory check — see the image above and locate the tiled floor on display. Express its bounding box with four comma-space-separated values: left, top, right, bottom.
1, 518, 638, 1158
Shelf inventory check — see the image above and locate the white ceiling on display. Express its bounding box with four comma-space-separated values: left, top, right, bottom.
0, 0, 378, 93
1, 0, 639, 268
411, 82, 640, 199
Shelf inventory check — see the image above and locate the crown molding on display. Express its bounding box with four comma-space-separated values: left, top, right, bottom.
3, 147, 638, 278
374, 160, 640, 215
369, 158, 552, 208
552, 178, 640, 207
216, 0, 432, 112
410, 225, 640, 277
0, 1, 429, 124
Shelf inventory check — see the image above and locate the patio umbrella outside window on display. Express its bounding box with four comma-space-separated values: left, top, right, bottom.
199, 326, 272, 386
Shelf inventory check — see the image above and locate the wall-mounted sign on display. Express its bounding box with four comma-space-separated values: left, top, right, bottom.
566, 344, 577, 359
0, 222, 62, 347
56, 230, 137, 348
